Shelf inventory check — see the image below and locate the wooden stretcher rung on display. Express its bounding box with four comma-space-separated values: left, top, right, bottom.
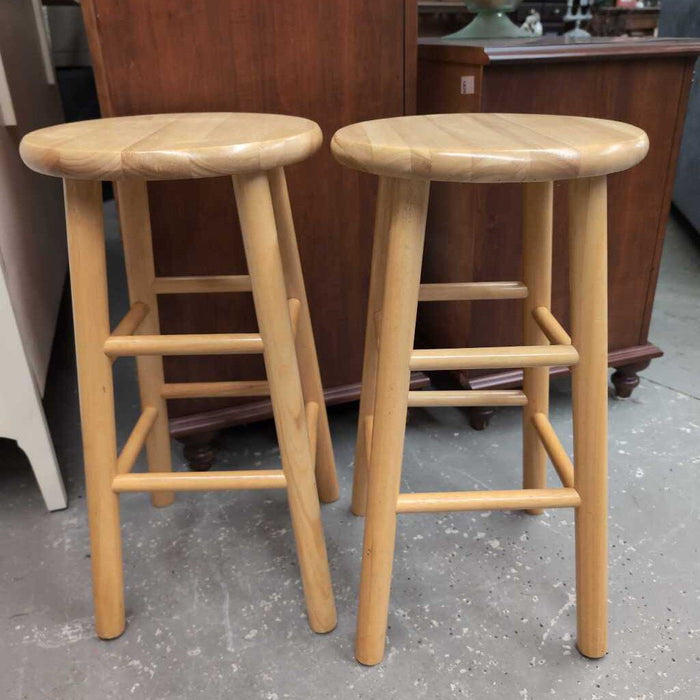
364, 415, 374, 462
306, 401, 319, 463
407, 389, 527, 407
161, 380, 270, 399
419, 281, 528, 302
532, 412, 575, 488
288, 298, 301, 337
409, 344, 579, 371
532, 306, 572, 345
112, 469, 287, 493
111, 302, 148, 337
152, 275, 252, 295
373, 311, 382, 350
116, 406, 158, 475
104, 333, 263, 357
396, 487, 581, 514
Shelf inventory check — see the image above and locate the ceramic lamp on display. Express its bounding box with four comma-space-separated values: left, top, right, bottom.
444, 0, 527, 39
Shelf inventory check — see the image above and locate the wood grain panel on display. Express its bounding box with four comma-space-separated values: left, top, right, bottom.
416, 39, 700, 397
81, 0, 415, 426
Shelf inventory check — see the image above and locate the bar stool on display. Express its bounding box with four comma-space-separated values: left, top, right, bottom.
331, 113, 648, 665
20, 113, 338, 639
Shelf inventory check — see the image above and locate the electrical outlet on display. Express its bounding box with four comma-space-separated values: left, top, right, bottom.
460, 75, 475, 96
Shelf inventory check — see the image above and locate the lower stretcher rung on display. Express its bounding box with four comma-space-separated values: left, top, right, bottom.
532, 306, 572, 346
161, 380, 270, 399
396, 488, 581, 514
112, 302, 149, 337
409, 345, 579, 371
418, 281, 528, 302
532, 412, 575, 488
104, 332, 263, 357
152, 274, 252, 295
117, 406, 158, 475
112, 469, 286, 492
408, 389, 527, 407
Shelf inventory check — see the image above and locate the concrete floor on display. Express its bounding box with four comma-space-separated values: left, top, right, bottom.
1, 206, 699, 699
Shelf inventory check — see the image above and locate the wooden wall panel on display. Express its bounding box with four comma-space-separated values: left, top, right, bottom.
81, 1, 415, 446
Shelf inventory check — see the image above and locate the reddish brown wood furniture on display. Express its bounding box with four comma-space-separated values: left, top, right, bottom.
591, 7, 661, 37
417, 36, 700, 429
80, 0, 419, 468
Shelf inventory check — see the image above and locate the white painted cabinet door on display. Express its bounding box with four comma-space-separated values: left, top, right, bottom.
0, 0, 68, 510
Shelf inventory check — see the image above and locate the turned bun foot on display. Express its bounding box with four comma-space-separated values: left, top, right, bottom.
468, 406, 495, 431
181, 432, 218, 471
611, 360, 651, 399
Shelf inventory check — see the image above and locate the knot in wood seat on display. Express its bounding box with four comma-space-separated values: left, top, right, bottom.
331, 113, 649, 183
19, 113, 322, 180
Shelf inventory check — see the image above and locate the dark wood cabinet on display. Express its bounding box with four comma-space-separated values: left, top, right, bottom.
417, 37, 700, 428
81, 0, 417, 466
591, 8, 660, 38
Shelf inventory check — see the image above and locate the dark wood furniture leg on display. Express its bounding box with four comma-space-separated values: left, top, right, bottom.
174, 374, 431, 470
611, 360, 652, 399
459, 345, 663, 429
467, 407, 495, 431
179, 432, 218, 472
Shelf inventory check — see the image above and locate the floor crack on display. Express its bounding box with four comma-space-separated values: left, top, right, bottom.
640, 376, 700, 402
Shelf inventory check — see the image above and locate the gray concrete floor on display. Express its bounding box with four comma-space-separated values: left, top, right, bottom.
1, 205, 699, 699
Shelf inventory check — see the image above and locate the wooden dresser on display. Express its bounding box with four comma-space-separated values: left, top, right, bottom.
80, 0, 418, 467
417, 37, 700, 428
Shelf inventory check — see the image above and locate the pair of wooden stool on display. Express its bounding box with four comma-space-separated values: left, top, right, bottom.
20, 111, 648, 665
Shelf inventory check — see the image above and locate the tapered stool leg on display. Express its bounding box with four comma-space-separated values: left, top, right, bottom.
116, 180, 174, 508
351, 177, 395, 516
569, 176, 609, 659
268, 167, 339, 504
233, 172, 337, 634
355, 178, 430, 666
64, 179, 125, 639
522, 181, 554, 514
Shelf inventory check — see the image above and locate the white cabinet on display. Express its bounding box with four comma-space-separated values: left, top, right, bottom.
0, 0, 68, 510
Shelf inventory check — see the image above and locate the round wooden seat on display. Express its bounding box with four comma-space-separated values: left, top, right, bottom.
20, 113, 322, 181
331, 113, 649, 183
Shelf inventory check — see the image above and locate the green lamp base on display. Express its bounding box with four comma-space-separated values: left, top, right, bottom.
444, 11, 528, 40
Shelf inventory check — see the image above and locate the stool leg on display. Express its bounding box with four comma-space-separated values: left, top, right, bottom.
522, 181, 554, 514
64, 179, 125, 639
569, 176, 609, 659
351, 177, 395, 516
233, 172, 337, 634
355, 178, 430, 666
116, 180, 173, 508
268, 167, 339, 504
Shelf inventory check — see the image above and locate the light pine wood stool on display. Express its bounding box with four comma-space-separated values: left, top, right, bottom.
20, 113, 338, 639
332, 113, 649, 666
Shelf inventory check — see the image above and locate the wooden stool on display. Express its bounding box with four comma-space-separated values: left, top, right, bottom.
20, 113, 338, 639
332, 113, 649, 665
